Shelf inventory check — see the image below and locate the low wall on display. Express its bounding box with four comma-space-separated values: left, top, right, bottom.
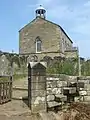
46, 75, 90, 109
76, 76, 90, 102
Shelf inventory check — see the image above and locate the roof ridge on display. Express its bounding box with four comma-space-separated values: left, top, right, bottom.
19, 17, 73, 43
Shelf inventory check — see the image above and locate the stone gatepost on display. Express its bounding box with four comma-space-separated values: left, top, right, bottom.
28, 62, 47, 113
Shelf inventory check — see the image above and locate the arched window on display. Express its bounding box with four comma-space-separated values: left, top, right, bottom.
36, 36, 42, 53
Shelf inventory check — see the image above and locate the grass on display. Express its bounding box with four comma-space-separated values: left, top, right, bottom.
0, 74, 27, 81
13, 74, 27, 80
0, 76, 10, 81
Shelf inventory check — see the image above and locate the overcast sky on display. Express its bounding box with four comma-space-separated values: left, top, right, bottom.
0, 0, 90, 58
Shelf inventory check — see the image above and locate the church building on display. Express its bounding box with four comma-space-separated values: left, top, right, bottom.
19, 5, 78, 61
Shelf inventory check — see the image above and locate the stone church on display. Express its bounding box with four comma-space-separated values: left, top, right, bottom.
19, 5, 78, 61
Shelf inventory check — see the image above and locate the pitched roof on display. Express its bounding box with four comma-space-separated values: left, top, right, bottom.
19, 17, 73, 43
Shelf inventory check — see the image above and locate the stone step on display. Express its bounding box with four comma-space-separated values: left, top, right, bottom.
55, 94, 67, 102
47, 101, 62, 108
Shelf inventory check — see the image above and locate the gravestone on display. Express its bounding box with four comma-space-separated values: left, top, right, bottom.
28, 62, 47, 113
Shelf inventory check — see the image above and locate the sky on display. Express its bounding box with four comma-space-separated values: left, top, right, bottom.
0, 0, 90, 58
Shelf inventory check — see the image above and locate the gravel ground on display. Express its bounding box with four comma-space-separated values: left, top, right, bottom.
0, 101, 90, 120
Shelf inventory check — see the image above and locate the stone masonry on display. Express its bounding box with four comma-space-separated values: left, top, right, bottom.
19, 17, 73, 55
28, 62, 47, 113
46, 75, 90, 110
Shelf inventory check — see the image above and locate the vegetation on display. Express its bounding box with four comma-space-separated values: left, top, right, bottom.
13, 74, 27, 80
81, 59, 90, 76
47, 58, 79, 75
1, 53, 90, 77
47, 57, 90, 76
0, 76, 10, 81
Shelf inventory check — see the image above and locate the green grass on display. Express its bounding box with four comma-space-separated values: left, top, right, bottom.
13, 74, 27, 80
0, 76, 10, 81
0, 74, 27, 81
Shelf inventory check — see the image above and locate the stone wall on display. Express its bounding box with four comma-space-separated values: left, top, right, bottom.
46, 75, 90, 110
75, 76, 90, 103
19, 17, 73, 56
64, 50, 78, 58
19, 17, 61, 54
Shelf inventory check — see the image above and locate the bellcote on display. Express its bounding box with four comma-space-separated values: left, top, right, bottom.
35, 5, 46, 19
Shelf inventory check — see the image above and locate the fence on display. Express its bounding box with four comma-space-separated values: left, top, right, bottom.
0, 76, 12, 104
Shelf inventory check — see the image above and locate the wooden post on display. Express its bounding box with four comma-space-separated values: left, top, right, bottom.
10, 76, 12, 100
0, 83, 1, 104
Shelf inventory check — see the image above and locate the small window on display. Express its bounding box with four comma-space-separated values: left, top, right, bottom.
36, 37, 42, 53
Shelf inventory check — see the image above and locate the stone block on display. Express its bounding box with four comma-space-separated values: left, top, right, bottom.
52, 88, 62, 94
47, 88, 53, 94
31, 90, 46, 96
74, 97, 80, 102
84, 96, 90, 102
78, 80, 89, 84
47, 77, 59, 81
31, 76, 46, 83
57, 81, 67, 87
84, 84, 90, 91
69, 87, 76, 94
87, 91, 90, 96
77, 82, 84, 88
47, 81, 57, 88
74, 96, 84, 102
68, 76, 77, 81
63, 87, 76, 95
79, 88, 84, 91
51, 81, 57, 87
31, 96, 46, 105
31, 82, 46, 90
61, 81, 67, 87
31, 103, 46, 113
47, 87, 62, 95
47, 81, 52, 88
57, 81, 63, 87
68, 82, 77, 87
55, 94, 67, 102
47, 101, 62, 108
47, 95, 55, 101
79, 91, 87, 96
63, 89, 69, 95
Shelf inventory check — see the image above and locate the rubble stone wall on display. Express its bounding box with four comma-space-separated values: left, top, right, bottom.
46, 75, 90, 109
76, 76, 90, 103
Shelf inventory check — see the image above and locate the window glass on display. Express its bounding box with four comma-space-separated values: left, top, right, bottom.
36, 37, 41, 53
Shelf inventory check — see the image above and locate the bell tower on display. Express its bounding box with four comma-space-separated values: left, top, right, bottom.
35, 5, 46, 19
